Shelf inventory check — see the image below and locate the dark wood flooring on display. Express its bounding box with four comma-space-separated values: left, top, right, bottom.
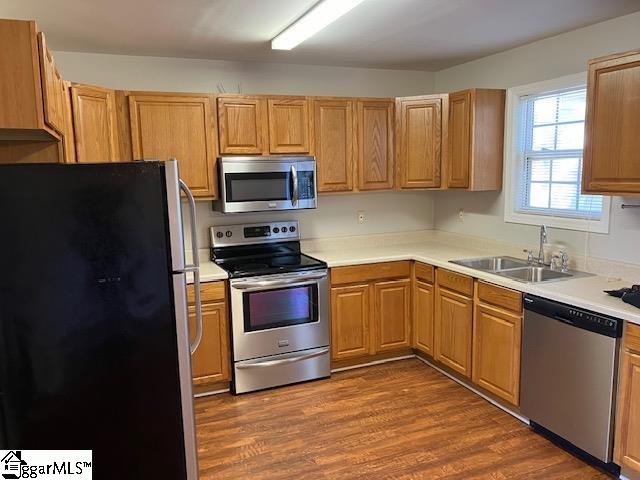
194, 358, 609, 479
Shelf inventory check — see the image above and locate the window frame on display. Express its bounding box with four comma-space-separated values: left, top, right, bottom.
503, 73, 611, 234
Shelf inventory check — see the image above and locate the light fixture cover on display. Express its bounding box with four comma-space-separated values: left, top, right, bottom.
271, 0, 366, 50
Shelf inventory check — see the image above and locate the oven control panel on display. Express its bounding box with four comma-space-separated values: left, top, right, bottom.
210, 221, 299, 247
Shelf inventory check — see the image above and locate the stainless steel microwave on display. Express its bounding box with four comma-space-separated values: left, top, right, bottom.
214, 156, 317, 213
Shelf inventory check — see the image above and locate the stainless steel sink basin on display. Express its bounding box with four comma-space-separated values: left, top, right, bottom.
450, 256, 529, 272
494, 266, 573, 283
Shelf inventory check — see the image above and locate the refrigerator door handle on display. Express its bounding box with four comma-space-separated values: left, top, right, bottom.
179, 178, 203, 355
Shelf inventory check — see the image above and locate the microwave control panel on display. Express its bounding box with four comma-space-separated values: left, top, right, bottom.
298, 171, 316, 200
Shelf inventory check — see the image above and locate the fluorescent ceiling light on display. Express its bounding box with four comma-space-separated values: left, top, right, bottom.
271, 0, 366, 50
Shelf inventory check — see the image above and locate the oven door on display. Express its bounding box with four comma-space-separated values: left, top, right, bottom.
230, 270, 329, 361
218, 157, 317, 213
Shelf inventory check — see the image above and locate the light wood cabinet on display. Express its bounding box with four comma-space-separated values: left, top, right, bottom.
472, 302, 521, 405
414, 279, 435, 356
331, 284, 372, 360
615, 324, 640, 474
267, 97, 310, 154
357, 99, 394, 190
128, 93, 218, 198
330, 261, 411, 364
374, 279, 411, 352
434, 284, 473, 377
583, 49, 640, 195
446, 88, 505, 191
312, 98, 356, 192
70, 84, 119, 163
37, 32, 65, 135
187, 281, 230, 389
396, 95, 446, 189
217, 95, 267, 155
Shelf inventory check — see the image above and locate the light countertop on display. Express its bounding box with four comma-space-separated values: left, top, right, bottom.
305, 240, 640, 327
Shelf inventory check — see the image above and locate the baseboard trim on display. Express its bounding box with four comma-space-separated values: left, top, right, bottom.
415, 355, 529, 425
331, 354, 416, 373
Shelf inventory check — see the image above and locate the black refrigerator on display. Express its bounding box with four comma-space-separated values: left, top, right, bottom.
0, 160, 202, 479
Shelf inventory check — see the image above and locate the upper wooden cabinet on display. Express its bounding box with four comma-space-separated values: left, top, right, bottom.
70, 84, 119, 163
446, 88, 505, 191
267, 97, 310, 154
217, 95, 267, 155
0, 19, 62, 140
128, 93, 218, 198
357, 99, 394, 190
583, 49, 640, 195
312, 98, 356, 193
396, 95, 446, 189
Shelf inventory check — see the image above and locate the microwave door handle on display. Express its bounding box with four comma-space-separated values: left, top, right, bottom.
179, 179, 203, 355
291, 165, 298, 207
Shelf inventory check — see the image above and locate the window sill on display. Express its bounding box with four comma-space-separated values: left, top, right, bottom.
504, 207, 610, 234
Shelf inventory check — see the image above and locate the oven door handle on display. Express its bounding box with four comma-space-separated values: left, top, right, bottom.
236, 348, 329, 369
233, 273, 327, 290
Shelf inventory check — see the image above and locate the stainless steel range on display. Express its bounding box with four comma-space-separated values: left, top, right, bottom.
210, 221, 330, 394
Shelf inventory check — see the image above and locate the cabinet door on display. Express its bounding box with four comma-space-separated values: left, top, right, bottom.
312, 98, 355, 192
188, 302, 230, 385
71, 84, 119, 163
331, 284, 371, 360
583, 50, 640, 194
61, 81, 76, 163
447, 90, 472, 188
397, 97, 442, 189
374, 279, 411, 352
357, 99, 394, 190
615, 349, 640, 472
472, 303, 521, 404
217, 96, 266, 155
435, 286, 473, 377
413, 279, 434, 356
268, 97, 310, 154
37, 32, 64, 134
129, 94, 217, 197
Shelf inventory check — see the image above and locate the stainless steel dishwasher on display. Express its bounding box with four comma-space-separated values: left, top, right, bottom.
521, 294, 622, 475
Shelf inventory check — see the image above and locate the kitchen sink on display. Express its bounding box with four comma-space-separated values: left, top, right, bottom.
494, 266, 573, 283
450, 256, 529, 272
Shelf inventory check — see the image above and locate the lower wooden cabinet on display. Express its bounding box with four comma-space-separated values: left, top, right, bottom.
615, 325, 640, 473
434, 285, 473, 377
472, 302, 521, 405
331, 284, 372, 360
413, 280, 435, 355
187, 281, 230, 389
374, 279, 411, 352
188, 302, 230, 385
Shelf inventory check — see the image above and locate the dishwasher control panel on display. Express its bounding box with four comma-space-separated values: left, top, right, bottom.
524, 294, 622, 338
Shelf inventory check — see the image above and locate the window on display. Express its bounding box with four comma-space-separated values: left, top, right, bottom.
504, 73, 610, 233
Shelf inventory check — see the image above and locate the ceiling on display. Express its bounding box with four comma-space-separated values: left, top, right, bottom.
3, 0, 640, 71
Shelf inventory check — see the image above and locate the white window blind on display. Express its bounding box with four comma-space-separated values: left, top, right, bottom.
517, 87, 603, 219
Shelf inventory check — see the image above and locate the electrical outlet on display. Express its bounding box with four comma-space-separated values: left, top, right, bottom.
357, 211, 366, 224
458, 208, 464, 222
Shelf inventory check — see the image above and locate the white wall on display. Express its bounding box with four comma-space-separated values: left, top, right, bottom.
186, 191, 435, 248
433, 11, 640, 267
52, 52, 437, 245
53, 51, 435, 97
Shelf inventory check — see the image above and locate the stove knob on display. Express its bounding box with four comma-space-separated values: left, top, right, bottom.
273, 227, 280, 234
289, 225, 296, 232
216, 231, 223, 239
281, 227, 288, 233
225, 230, 232, 238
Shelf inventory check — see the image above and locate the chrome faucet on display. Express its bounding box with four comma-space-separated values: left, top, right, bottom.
538, 224, 548, 265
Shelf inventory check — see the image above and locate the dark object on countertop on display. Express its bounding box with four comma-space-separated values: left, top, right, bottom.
605, 285, 640, 309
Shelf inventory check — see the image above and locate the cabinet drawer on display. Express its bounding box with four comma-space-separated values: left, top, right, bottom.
436, 268, 473, 296
331, 261, 411, 285
414, 262, 435, 283
626, 323, 640, 353
188, 281, 226, 304
476, 280, 522, 314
